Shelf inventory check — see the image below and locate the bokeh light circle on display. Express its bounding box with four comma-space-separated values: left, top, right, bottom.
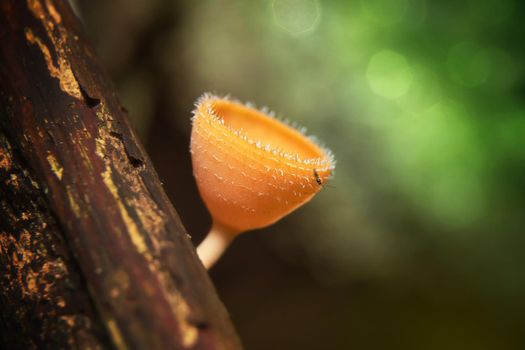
447, 42, 491, 87
273, 0, 320, 35
367, 50, 413, 99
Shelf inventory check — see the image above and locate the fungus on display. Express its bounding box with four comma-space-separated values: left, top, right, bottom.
191, 94, 335, 268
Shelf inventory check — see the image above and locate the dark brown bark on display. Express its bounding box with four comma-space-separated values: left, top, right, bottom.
0, 131, 110, 349
0, 1, 242, 349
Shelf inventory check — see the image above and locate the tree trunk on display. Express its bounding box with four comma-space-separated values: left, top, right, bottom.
0, 1, 242, 349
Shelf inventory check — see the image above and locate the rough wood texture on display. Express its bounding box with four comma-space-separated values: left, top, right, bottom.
0, 132, 110, 349
0, 1, 242, 349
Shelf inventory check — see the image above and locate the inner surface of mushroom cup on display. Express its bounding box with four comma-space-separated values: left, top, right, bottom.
191, 94, 334, 234
212, 99, 325, 160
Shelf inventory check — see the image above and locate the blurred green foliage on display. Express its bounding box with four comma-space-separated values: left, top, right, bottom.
79, 0, 525, 348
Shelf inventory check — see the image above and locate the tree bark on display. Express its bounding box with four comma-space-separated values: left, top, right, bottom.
0, 1, 242, 349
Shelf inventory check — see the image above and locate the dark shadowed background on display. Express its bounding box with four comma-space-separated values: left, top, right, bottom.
74, 0, 525, 348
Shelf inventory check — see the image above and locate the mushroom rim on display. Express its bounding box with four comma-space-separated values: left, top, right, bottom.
192, 93, 335, 172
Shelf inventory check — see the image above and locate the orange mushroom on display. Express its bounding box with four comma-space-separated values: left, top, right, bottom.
191, 94, 335, 268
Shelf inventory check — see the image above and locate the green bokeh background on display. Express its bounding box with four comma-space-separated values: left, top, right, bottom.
77, 0, 525, 348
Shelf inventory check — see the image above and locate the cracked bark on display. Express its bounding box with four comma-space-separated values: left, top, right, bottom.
0, 1, 242, 349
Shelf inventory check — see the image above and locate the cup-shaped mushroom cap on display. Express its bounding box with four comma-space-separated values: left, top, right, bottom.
190, 94, 334, 234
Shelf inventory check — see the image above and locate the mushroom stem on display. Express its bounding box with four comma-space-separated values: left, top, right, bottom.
197, 223, 236, 269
